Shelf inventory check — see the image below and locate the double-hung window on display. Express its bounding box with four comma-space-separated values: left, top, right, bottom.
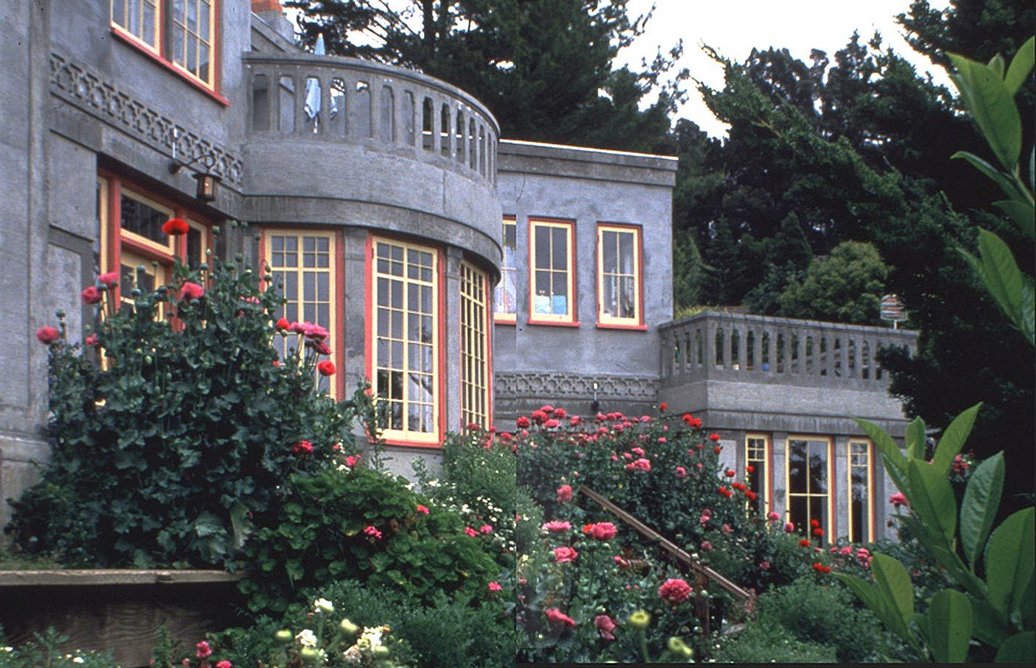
745, 434, 771, 515
263, 230, 340, 397
493, 216, 517, 323
371, 238, 441, 445
847, 439, 875, 543
786, 436, 833, 543
597, 224, 643, 328
111, 1, 218, 92
529, 219, 576, 325
460, 262, 491, 429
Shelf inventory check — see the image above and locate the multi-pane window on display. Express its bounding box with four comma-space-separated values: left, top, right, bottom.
99, 175, 211, 314
460, 262, 491, 429
529, 219, 575, 324
787, 436, 832, 543
745, 434, 770, 515
494, 216, 517, 322
597, 224, 642, 327
848, 439, 874, 543
111, 0, 160, 52
372, 239, 440, 445
111, 1, 217, 89
171, 0, 215, 84
264, 232, 338, 396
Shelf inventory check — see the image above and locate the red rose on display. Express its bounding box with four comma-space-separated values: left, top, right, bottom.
97, 271, 119, 287
275, 317, 291, 331
516, 416, 531, 429
810, 519, 820, 528
713, 446, 722, 454
291, 440, 314, 455
813, 527, 824, 537
590, 522, 617, 541
594, 614, 617, 640
81, 286, 102, 305
709, 433, 720, 442
658, 578, 693, 604
85, 334, 100, 348
544, 608, 576, 627
799, 539, 811, 547
35, 326, 60, 344
812, 562, 832, 574
162, 218, 190, 235
659, 402, 668, 412
317, 360, 336, 376
745, 490, 758, 501
179, 282, 205, 301
312, 340, 332, 355
724, 469, 735, 477
717, 486, 732, 498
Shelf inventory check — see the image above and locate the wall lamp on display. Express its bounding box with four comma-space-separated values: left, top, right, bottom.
169, 155, 220, 203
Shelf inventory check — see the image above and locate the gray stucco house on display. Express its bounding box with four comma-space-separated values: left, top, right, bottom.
1, 1, 916, 546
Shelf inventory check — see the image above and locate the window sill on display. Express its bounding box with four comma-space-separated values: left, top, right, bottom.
493, 317, 517, 327
597, 322, 648, 331
528, 319, 581, 328
111, 28, 229, 107
380, 437, 443, 450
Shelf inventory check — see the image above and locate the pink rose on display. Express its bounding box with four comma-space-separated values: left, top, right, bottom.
889, 492, 909, 508
487, 581, 502, 592
759, 560, 771, 570
675, 466, 687, 479
544, 418, 559, 429
464, 526, 479, 537
542, 520, 571, 533
556, 484, 573, 502
291, 440, 313, 455
195, 640, 212, 658
416, 504, 430, 515
97, 271, 119, 287
216, 662, 232, 668
658, 578, 693, 604
784, 522, 795, 533
594, 614, 617, 641
767, 511, 781, 522
701, 540, 713, 551
364, 525, 383, 540
480, 524, 493, 535
553, 546, 579, 563
85, 334, 99, 348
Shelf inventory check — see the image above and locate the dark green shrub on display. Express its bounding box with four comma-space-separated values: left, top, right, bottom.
240, 467, 501, 613
8, 256, 353, 568
710, 619, 837, 663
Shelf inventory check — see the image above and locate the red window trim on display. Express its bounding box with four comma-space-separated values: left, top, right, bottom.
257, 227, 347, 400
110, 7, 228, 107
595, 221, 645, 329
527, 217, 578, 326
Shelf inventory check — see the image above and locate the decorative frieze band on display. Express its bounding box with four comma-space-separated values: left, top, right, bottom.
494, 372, 660, 401
49, 52, 244, 186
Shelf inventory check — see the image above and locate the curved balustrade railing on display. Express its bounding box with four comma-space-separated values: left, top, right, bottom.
659, 311, 918, 389
244, 53, 499, 185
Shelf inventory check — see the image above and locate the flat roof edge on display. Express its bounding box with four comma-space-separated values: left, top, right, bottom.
499, 139, 678, 167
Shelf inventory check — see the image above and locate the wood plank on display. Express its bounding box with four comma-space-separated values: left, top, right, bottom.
0, 569, 242, 586
578, 485, 753, 603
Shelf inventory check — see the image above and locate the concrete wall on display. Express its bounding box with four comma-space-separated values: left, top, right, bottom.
493, 140, 677, 423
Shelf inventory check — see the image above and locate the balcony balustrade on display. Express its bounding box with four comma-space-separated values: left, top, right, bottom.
244, 52, 498, 185
659, 311, 918, 391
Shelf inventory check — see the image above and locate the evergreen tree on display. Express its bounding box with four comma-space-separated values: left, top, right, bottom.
776, 241, 888, 325
287, 0, 685, 151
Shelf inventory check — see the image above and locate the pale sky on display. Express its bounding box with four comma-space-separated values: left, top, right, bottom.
618, 0, 953, 136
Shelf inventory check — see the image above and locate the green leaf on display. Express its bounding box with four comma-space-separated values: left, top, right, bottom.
835, 572, 911, 642
951, 151, 1023, 200
972, 598, 1011, 647
907, 459, 957, 546
926, 589, 973, 663
995, 632, 1035, 664
963, 230, 1032, 345
933, 403, 982, 474
855, 418, 908, 493
985, 508, 1035, 617
1003, 36, 1035, 96
948, 53, 1022, 171
960, 452, 1005, 568
993, 199, 1036, 238
872, 553, 915, 636
906, 416, 927, 462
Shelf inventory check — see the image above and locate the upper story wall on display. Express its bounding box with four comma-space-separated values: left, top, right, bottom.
493, 140, 677, 417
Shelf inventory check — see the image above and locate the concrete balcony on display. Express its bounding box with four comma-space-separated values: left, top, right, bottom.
241, 52, 502, 266
658, 311, 919, 435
